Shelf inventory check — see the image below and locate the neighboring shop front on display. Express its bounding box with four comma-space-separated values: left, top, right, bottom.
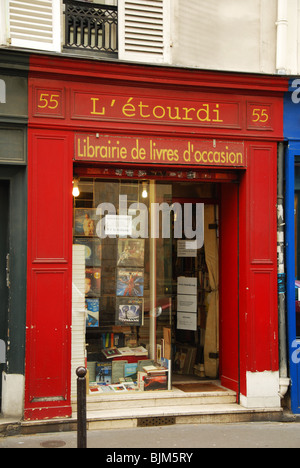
24, 54, 286, 420
284, 80, 300, 414
0, 50, 28, 418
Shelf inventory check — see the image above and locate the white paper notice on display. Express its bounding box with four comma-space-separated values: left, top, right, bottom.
177, 294, 197, 313
177, 277, 197, 296
105, 215, 133, 237
177, 312, 197, 331
177, 240, 197, 258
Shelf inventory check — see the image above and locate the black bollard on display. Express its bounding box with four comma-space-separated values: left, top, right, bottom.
76, 366, 87, 449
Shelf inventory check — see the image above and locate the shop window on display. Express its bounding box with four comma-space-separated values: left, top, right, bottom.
72, 177, 218, 395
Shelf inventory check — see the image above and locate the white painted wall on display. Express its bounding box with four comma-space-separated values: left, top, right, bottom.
171, 0, 277, 74
2, 373, 24, 418
240, 371, 281, 409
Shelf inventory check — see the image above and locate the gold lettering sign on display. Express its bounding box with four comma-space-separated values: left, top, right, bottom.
75, 134, 246, 168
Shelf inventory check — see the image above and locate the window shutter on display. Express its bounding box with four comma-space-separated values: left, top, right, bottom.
8, 0, 61, 52
118, 0, 171, 64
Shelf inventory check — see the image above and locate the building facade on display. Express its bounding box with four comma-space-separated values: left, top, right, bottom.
22, 53, 286, 420
0, 0, 294, 73
0, 0, 296, 419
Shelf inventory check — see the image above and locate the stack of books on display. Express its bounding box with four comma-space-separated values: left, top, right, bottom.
138, 364, 168, 392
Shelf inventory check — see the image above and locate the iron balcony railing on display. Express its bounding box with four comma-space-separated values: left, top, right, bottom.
63, 0, 118, 54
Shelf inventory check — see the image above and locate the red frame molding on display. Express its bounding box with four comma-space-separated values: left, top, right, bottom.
24, 54, 287, 420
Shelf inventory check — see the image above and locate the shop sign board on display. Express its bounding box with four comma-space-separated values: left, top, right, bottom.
75, 134, 246, 168
32, 85, 275, 135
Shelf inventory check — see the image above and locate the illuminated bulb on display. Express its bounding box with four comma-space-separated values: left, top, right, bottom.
72, 180, 80, 197
142, 184, 148, 199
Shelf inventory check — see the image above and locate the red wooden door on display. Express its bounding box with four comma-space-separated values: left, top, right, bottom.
219, 183, 239, 394
24, 130, 73, 420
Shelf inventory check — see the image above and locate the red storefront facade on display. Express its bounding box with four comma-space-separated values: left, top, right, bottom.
24, 54, 287, 420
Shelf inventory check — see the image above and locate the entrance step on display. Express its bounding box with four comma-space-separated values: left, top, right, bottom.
0, 381, 284, 437
0, 404, 284, 438
71, 382, 237, 413
77, 404, 283, 430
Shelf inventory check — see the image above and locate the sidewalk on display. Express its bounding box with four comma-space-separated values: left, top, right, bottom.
1, 421, 300, 449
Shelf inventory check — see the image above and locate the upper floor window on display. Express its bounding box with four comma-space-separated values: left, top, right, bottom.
2, 0, 170, 64
63, 0, 118, 54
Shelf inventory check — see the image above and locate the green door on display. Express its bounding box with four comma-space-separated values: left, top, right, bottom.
0, 181, 9, 411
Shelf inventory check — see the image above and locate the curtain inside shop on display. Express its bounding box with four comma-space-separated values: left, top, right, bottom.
203, 205, 219, 378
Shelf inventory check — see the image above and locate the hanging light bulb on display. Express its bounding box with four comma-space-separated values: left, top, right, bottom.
142, 182, 148, 199
72, 179, 80, 197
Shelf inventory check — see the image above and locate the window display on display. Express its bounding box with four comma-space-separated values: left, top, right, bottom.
72, 177, 218, 394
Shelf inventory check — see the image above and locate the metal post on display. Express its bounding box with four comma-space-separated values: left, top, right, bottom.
76, 366, 87, 449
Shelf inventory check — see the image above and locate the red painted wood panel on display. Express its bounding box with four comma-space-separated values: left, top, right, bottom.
249, 270, 278, 372
31, 134, 71, 263
219, 183, 239, 394
28, 269, 70, 401
238, 143, 278, 397
25, 130, 73, 420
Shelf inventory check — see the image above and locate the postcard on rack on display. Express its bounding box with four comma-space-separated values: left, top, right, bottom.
117, 238, 145, 267
116, 297, 144, 326
116, 268, 144, 297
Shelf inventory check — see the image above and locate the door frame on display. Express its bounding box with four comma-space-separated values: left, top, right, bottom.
0, 180, 9, 410
0, 166, 27, 405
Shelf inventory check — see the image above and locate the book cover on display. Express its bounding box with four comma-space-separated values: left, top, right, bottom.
85, 267, 101, 297
85, 298, 99, 328
124, 363, 138, 380
144, 374, 168, 392
74, 209, 97, 237
101, 348, 122, 359
112, 360, 127, 384
117, 239, 145, 267
118, 347, 135, 356
115, 298, 144, 326
143, 365, 167, 374
95, 362, 112, 384
132, 346, 148, 356
109, 384, 127, 392
74, 237, 102, 266
116, 268, 144, 297
123, 382, 139, 391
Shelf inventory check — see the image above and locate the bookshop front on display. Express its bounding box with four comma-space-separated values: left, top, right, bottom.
24, 55, 286, 420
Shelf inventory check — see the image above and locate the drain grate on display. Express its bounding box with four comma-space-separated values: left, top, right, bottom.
137, 416, 176, 427
40, 440, 67, 448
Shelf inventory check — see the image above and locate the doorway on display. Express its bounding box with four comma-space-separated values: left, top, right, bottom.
0, 180, 9, 412
170, 188, 219, 383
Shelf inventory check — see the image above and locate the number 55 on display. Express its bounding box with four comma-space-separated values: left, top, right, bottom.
252, 108, 269, 123
38, 93, 60, 110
